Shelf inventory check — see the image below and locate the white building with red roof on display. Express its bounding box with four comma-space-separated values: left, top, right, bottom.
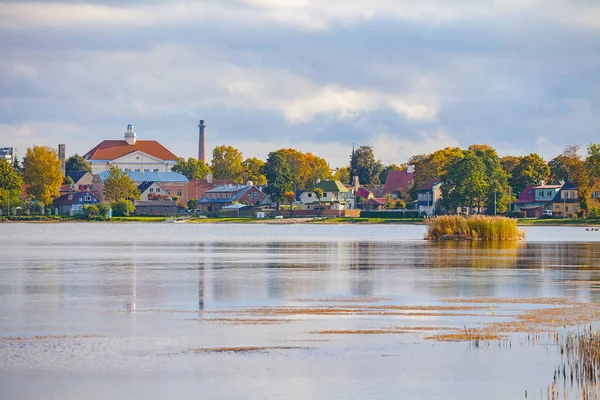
83, 124, 178, 174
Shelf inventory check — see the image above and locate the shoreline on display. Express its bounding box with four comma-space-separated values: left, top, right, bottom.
2, 216, 600, 227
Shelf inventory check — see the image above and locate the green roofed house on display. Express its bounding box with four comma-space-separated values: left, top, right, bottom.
299, 180, 355, 211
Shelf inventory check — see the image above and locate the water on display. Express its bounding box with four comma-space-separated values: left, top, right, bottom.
2, 223, 600, 399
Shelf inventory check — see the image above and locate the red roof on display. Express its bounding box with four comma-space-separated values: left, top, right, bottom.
515, 185, 536, 204
83, 140, 177, 161
355, 187, 372, 199
383, 170, 414, 194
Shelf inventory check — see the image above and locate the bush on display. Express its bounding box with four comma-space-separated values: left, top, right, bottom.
187, 199, 197, 210
426, 215, 523, 241
505, 211, 526, 218
98, 203, 111, 218
83, 204, 99, 218
588, 208, 600, 219
112, 199, 135, 216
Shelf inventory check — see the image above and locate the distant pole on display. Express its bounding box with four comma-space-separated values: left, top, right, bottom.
494, 191, 497, 215
563, 194, 566, 219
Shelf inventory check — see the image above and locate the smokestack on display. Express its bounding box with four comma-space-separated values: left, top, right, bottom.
58, 144, 66, 176
198, 119, 206, 162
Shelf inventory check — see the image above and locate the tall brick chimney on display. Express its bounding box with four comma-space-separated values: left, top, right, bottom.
198, 120, 206, 162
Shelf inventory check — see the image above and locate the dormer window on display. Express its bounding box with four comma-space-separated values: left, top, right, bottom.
85, 195, 91, 202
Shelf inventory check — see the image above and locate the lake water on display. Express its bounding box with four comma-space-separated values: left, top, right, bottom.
2, 223, 600, 399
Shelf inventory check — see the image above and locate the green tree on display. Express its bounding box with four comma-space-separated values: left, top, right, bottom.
65, 154, 92, 173
12, 157, 23, 175
263, 152, 293, 210
560, 145, 590, 210
510, 153, 550, 195
172, 157, 211, 180
410, 147, 464, 196
242, 157, 267, 185
500, 155, 522, 179
350, 145, 383, 185
187, 198, 197, 210
103, 166, 141, 203
284, 191, 296, 217
211, 145, 244, 182
384, 193, 395, 209
333, 166, 350, 185
379, 163, 405, 185
23, 146, 63, 208
112, 199, 135, 217
468, 145, 511, 214
313, 187, 324, 216
0, 160, 23, 213
274, 148, 309, 189
64, 176, 74, 185
549, 155, 570, 183
586, 143, 600, 183
441, 151, 488, 213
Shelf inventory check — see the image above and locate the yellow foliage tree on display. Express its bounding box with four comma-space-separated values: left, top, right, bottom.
23, 146, 63, 207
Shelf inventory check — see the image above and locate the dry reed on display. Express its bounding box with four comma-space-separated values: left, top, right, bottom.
426, 215, 524, 241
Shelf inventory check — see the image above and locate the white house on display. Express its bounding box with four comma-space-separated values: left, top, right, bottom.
83, 124, 178, 174
300, 180, 355, 211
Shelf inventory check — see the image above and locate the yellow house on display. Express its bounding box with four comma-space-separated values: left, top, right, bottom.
588, 181, 600, 210
552, 181, 580, 218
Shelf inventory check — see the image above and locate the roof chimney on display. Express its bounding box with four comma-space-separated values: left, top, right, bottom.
124, 124, 136, 145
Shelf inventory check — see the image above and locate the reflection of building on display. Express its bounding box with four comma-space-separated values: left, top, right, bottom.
0, 147, 17, 163
83, 124, 178, 174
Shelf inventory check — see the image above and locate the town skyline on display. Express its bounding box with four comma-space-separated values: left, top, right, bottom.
2, 1, 600, 167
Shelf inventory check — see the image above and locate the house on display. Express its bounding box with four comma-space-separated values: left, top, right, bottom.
83, 124, 178, 174
355, 187, 374, 201
513, 183, 562, 212
300, 180, 355, 211
552, 181, 580, 218
417, 179, 443, 216
66, 170, 94, 186
53, 191, 101, 215
185, 178, 236, 204
196, 184, 267, 212
138, 182, 170, 201
134, 200, 179, 216
92, 171, 188, 201
363, 197, 386, 210
588, 181, 600, 210
383, 168, 414, 195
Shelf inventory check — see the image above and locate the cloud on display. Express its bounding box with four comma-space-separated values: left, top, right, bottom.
373, 130, 460, 165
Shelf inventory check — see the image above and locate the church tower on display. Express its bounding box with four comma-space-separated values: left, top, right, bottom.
124, 124, 136, 145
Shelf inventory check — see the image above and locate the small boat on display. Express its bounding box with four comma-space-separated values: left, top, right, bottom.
164, 217, 189, 224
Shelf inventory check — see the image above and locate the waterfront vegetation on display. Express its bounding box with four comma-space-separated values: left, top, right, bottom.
426, 215, 523, 240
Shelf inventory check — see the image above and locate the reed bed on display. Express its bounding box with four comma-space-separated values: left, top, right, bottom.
426, 215, 524, 241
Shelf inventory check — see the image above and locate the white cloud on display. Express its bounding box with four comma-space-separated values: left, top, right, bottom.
373, 130, 460, 165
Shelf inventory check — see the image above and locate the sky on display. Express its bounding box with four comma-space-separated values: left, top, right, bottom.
1, 0, 599, 167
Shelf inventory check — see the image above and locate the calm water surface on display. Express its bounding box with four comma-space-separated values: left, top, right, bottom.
2, 223, 600, 399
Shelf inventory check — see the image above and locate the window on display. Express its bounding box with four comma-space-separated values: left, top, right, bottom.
323, 192, 327, 197
593, 192, 599, 199
156, 188, 161, 193
166, 190, 170, 194
570, 191, 575, 199
547, 191, 552, 197
177, 190, 182, 196
135, 169, 141, 172
555, 204, 560, 209
308, 193, 312, 197
248, 193, 252, 199
85, 195, 91, 202
574, 206, 579, 212
150, 188, 154, 192
539, 191, 544, 198
125, 168, 131, 172
153, 169, 159, 172
144, 169, 149, 172
254, 192, 258, 198
565, 206, 569, 212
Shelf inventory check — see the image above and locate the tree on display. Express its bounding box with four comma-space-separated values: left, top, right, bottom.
305, 153, 331, 188
172, 157, 211, 180
103, 166, 141, 203
333, 166, 350, 185
12, 157, 23, 175
263, 152, 293, 210
410, 147, 464, 195
384, 193, 395, 209
65, 154, 92, 173
187, 198, 197, 210
560, 145, 590, 210
284, 191, 296, 217
549, 155, 570, 183
586, 143, 600, 183
350, 145, 383, 185
0, 160, 23, 213
468, 145, 511, 214
510, 153, 550, 195
64, 176, 74, 185
313, 187, 324, 216
500, 155, 521, 179
379, 164, 405, 185
112, 199, 135, 217
242, 157, 267, 185
395, 199, 406, 209
211, 145, 244, 182
23, 146, 63, 208
274, 148, 310, 189
441, 151, 488, 213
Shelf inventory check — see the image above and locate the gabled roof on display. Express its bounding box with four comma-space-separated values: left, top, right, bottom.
137, 181, 156, 193
83, 140, 177, 162
66, 170, 91, 184
96, 171, 188, 183
560, 181, 578, 190
53, 191, 99, 206
383, 170, 413, 194
515, 185, 536, 204
417, 179, 441, 192
311, 180, 348, 193
197, 185, 265, 204
552, 181, 579, 203
205, 184, 251, 193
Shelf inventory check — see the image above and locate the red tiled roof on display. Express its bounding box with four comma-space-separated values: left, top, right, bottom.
383, 170, 414, 194
515, 185, 536, 204
355, 187, 372, 199
366, 197, 386, 205
83, 140, 177, 161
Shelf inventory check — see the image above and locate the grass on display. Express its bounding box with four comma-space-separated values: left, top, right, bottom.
517, 218, 600, 226
310, 217, 424, 224
426, 215, 524, 241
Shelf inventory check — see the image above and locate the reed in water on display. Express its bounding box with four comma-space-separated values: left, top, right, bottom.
426, 215, 523, 241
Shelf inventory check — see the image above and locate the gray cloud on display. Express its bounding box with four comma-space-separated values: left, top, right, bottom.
0, 0, 599, 167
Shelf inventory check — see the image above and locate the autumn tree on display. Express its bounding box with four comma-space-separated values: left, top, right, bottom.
263, 152, 293, 210
560, 145, 590, 210
333, 166, 350, 185
242, 157, 267, 185
500, 155, 521, 179
103, 166, 141, 203
65, 154, 92, 173
510, 153, 550, 195
172, 157, 211, 180
548, 155, 570, 183
284, 191, 296, 217
273, 148, 309, 189
350, 145, 383, 185
586, 143, 600, 183
410, 147, 464, 194
305, 153, 331, 187
0, 160, 23, 212
211, 145, 244, 182
23, 146, 63, 208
